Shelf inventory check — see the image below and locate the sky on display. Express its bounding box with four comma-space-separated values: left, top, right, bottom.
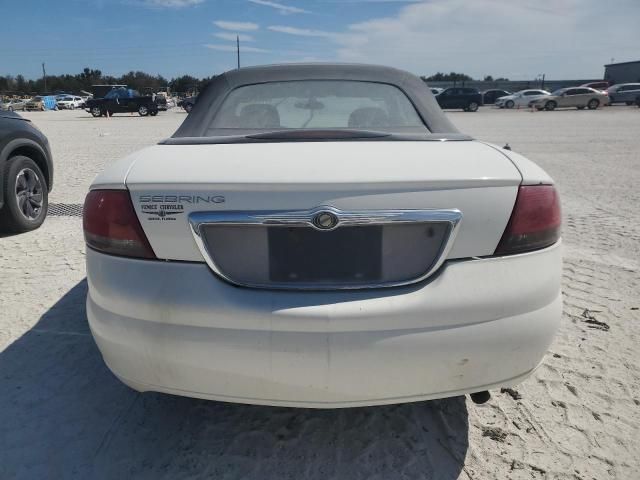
1, 0, 639, 81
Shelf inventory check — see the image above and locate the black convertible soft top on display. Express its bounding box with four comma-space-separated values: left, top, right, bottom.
168, 63, 469, 143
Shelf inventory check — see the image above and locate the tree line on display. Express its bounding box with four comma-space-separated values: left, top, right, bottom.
0, 67, 511, 96
0, 68, 215, 96
422, 72, 509, 82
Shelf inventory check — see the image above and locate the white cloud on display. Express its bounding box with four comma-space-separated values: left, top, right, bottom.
213, 20, 259, 31
329, 0, 421, 2
214, 32, 254, 42
271, 0, 639, 79
205, 44, 270, 53
268, 26, 335, 38
143, 0, 203, 7
248, 0, 310, 14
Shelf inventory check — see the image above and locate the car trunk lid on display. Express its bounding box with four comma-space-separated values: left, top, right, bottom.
124, 141, 522, 286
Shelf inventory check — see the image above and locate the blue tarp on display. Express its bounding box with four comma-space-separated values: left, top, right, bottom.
41, 95, 57, 110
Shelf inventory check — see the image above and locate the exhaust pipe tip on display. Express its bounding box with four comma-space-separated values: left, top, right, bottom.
469, 390, 491, 404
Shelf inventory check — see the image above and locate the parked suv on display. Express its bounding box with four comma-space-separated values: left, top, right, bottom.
57, 96, 84, 110
435, 87, 482, 112
85, 87, 158, 117
607, 83, 640, 105
0, 111, 53, 232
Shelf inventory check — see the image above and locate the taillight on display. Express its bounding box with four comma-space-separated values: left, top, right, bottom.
83, 190, 156, 259
494, 185, 561, 255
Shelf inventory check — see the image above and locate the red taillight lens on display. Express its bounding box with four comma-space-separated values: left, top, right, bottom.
495, 185, 561, 255
83, 190, 156, 259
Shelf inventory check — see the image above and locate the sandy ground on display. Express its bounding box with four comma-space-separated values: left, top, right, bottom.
0, 106, 639, 479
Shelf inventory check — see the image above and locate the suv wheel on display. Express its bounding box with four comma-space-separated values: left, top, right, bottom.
90, 106, 102, 117
467, 101, 479, 112
149, 109, 158, 117
138, 105, 149, 116
587, 99, 600, 110
184, 103, 193, 113
0, 156, 48, 233
545, 101, 557, 111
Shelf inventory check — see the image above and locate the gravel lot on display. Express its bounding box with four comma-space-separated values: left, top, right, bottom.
1, 106, 639, 479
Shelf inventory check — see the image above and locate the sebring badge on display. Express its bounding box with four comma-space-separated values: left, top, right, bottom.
313, 211, 339, 230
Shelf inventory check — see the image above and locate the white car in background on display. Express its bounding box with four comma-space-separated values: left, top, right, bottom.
56, 96, 84, 110
495, 89, 551, 109
84, 64, 562, 408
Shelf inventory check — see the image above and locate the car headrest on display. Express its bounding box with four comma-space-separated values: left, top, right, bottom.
348, 107, 389, 128
239, 104, 281, 128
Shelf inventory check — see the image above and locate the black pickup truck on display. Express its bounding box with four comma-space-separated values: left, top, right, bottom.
85, 87, 158, 117
435, 87, 483, 112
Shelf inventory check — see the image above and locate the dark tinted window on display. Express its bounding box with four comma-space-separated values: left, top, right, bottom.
105, 88, 128, 99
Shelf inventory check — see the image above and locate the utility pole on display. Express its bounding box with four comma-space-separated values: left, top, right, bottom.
541, 73, 545, 91
42, 62, 47, 92
236, 35, 240, 69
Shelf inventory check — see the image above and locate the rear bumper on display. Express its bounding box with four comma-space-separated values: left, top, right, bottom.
87, 242, 562, 408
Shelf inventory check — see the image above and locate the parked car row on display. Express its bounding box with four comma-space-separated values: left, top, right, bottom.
1, 94, 89, 112
2, 89, 182, 116
489, 82, 640, 111
430, 81, 640, 112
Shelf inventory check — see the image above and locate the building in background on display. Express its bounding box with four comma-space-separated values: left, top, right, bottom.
604, 60, 640, 85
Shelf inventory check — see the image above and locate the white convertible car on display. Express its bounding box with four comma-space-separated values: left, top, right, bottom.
84, 64, 562, 408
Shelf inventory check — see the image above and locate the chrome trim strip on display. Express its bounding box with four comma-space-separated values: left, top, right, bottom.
189, 206, 462, 290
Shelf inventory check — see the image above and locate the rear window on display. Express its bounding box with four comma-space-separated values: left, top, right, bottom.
207, 80, 426, 133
